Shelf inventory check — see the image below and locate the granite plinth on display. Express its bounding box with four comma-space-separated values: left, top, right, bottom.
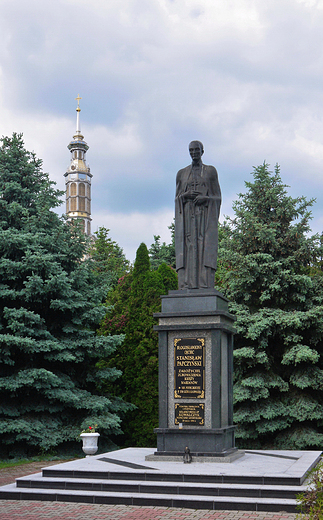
145, 450, 244, 463
154, 289, 237, 458
160, 289, 230, 314
154, 427, 236, 455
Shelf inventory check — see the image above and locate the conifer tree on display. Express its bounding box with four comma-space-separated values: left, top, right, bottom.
99, 243, 178, 446
149, 221, 176, 269
89, 226, 129, 289
219, 163, 323, 449
0, 134, 130, 457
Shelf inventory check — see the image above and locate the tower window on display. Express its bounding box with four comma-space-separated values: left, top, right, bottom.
87, 185, 91, 198
70, 183, 77, 196
87, 200, 91, 213
79, 198, 85, 211
66, 185, 69, 197
70, 198, 77, 211
79, 183, 85, 196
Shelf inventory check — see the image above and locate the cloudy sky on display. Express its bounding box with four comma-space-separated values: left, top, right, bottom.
1, 0, 323, 261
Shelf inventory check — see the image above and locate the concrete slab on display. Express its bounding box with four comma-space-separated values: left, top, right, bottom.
38, 447, 319, 482
0, 448, 320, 513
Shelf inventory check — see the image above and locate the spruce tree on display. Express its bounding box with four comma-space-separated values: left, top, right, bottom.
0, 133, 130, 457
99, 243, 178, 446
219, 163, 323, 449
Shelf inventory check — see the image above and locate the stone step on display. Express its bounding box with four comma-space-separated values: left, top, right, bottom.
14, 473, 306, 500
0, 482, 298, 512
0, 448, 318, 513
42, 467, 307, 486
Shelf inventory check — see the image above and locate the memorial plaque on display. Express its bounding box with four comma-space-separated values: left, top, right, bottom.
174, 338, 205, 398
175, 403, 205, 426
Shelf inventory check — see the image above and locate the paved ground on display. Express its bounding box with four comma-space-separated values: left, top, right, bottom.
0, 502, 303, 519
0, 460, 303, 519
0, 460, 64, 487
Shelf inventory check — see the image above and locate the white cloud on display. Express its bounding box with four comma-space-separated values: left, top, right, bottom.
92, 208, 174, 262
0, 0, 323, 258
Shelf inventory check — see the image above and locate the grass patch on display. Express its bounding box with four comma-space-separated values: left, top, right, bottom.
0, 454, 81, 470
0, 459, 31, 470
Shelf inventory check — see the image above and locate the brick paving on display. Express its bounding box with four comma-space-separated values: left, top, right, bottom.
0, 460, 69, 487
0, 502, 302, 520
0, 460, 303, 519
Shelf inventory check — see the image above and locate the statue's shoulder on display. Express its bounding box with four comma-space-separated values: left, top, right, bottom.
203, 164, 218, 174
176, 165, 191, 180
203, 164, 218, 180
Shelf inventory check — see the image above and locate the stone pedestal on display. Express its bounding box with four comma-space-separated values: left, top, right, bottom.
153, 289, 237, 458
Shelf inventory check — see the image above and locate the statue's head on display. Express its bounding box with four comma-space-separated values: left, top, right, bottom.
189, 141, 204, 163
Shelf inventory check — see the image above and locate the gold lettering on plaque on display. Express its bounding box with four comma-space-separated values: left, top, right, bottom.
174, 338, 205, 399
175, 403, 205, 426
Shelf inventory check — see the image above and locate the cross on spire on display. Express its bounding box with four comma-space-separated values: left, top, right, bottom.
75, 94, 82, 133
75, 94, 82, 111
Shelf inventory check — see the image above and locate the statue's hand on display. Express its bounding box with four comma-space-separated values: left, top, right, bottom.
182, 191, 196, 201
194, 195, 209, 205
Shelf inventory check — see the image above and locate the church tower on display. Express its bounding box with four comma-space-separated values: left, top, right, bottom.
64, 95, 92, 235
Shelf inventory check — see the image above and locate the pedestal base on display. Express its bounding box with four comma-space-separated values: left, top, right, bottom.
145, 450, 244, 463
154, 426, 236, 455
154, 289, 237, 458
